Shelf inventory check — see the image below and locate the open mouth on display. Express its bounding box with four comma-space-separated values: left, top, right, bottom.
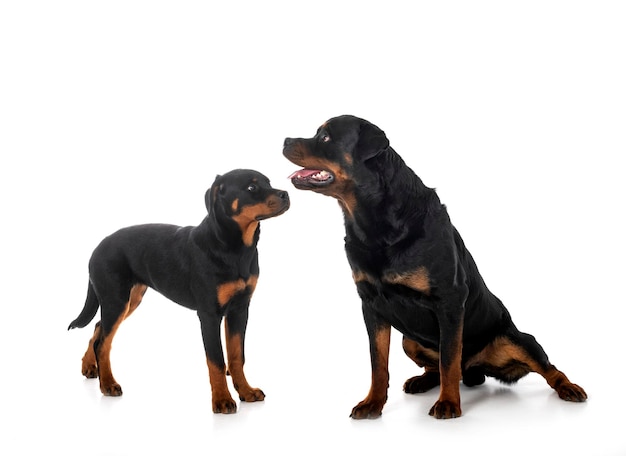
288, 169, 335, 188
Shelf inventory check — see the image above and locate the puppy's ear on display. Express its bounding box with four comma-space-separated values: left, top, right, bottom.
356, 121, 389, 161
205, 174, 222, 213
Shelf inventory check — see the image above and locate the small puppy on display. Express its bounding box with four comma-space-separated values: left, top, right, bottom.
68, 169, 289, 413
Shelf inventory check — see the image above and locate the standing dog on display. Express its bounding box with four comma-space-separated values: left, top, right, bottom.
68, 169, 289, 413
283, 115, 587, 419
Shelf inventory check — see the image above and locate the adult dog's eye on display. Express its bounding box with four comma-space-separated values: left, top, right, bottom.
247, 183, 258, 192
321, 134, 331, 143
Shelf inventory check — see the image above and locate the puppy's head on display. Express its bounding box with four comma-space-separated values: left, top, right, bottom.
206, 169, 290, 245
283, 115, 389, 215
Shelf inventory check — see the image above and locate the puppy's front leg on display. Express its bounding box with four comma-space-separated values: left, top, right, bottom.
225, 307, 265, 403
198, 310, 237, 414
350, 306, 391, 419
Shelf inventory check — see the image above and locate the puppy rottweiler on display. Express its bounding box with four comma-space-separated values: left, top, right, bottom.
283, 115, 587, 419
68, 169, 289, 414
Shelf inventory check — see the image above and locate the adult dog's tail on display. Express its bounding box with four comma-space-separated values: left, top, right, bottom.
68, 282, 99, 330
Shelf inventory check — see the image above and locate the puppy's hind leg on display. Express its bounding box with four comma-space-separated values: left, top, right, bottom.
94, 284, 147, 396
81, 322, 101, 379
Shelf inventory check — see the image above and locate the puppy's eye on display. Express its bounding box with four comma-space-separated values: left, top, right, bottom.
247, 183, 258, 192
321, 134, 331, 143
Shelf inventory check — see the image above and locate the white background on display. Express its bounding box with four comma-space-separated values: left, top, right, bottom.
1, 1, 625, 455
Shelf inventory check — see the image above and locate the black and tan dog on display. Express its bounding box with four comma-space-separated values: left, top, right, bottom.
68, 169, 289, 413
283, 115, 587, 419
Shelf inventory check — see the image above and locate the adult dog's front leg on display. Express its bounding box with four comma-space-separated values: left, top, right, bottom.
350, 305, 391, 419
430, 304, 465, 419
198, 310, 237, 414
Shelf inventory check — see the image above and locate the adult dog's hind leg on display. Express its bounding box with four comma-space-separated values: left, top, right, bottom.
510, 331, 587, 402
467, 332, 587, 402
402, 336, 441, 394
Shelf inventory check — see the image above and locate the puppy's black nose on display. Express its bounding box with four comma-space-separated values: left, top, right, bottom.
283, 138, 294, 147
277, 190, 289, 201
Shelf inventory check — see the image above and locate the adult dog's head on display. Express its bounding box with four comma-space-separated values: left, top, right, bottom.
283, 115, 390, 216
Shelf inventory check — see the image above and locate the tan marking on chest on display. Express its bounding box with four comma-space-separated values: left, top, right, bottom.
217, 276, 258, 306
383, 266, 431, 295
352, 270, 375, 284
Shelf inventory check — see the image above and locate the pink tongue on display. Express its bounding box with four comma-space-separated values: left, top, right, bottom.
288, 169, 321, 179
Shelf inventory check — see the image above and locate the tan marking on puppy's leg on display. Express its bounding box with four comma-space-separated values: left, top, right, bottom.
207, 359, 237, 413
217, 279, 246, 306
225, 325, 264, 403
97, 302, 130, 396
81, 323, 101, 378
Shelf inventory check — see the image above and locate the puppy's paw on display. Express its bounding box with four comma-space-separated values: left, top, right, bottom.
212, 397, 238, 414
82, 363, 98, 379
429, 399, 461, 419
239, 387, 265, 402
100, 382, 123, 397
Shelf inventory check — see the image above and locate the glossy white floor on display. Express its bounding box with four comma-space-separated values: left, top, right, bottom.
2, 1, 625, 455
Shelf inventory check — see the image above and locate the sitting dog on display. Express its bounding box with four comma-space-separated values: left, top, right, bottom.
68, 169, 289, 414
283, 115, 587, 419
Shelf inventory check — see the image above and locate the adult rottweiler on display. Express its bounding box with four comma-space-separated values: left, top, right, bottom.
68, 169, 289, 414
283, 115, 587, 419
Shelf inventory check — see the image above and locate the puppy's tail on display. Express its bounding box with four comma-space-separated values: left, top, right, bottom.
68, 282, 99, 330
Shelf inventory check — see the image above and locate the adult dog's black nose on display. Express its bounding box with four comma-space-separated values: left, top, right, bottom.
283, 138, 294, 147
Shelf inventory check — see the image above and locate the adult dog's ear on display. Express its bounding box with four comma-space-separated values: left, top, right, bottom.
356, 120, 390, 161
205, 174, 223, 213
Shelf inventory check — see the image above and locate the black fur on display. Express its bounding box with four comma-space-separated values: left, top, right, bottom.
283, 115, 586, 419
68, 169, 289, 413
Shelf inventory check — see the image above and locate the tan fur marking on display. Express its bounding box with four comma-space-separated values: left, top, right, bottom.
97, 299, 131, 395
289, 154, 358, 218
231, 198, 239, 213
81, 324, 100, 378
82, 284, 147, 381
402, 337, 439, 368
232, 198, 283, 246
217, 279, 246, 306
384, 266, 431, 295
217, 276, 257, 306
352, 270, 374, 283
224, 327, 264, 402
206, 359, 235, 413
363, 326, 391, 407
466, 336, 534, 369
